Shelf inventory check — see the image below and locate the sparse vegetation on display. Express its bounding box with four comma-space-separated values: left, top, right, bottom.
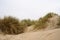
21, 19, 33, 27
34, 12, 55, 30
0, 12, 59, 34
57, 16, 60, 28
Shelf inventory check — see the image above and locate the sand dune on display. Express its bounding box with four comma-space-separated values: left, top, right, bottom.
0, 15, 60, 40
0, 28, 60, 40
22, 28, 60, 40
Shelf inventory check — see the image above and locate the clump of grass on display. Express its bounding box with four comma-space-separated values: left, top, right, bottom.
0, 16, 24, 34
57, 17, 60, 28
34, 12, 55, 30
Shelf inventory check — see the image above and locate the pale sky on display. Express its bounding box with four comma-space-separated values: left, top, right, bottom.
0, 0, 60, 20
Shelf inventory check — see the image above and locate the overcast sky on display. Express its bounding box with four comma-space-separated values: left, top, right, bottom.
0, 0, 60, 20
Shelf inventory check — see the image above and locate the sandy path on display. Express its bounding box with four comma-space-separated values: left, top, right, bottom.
0, 28, 60, 40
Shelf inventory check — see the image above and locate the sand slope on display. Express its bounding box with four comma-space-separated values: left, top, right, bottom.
22, 28, 60, 40
0, 28, 60, 40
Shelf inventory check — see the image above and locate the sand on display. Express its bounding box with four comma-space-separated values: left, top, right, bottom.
0, 28, 60, 40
